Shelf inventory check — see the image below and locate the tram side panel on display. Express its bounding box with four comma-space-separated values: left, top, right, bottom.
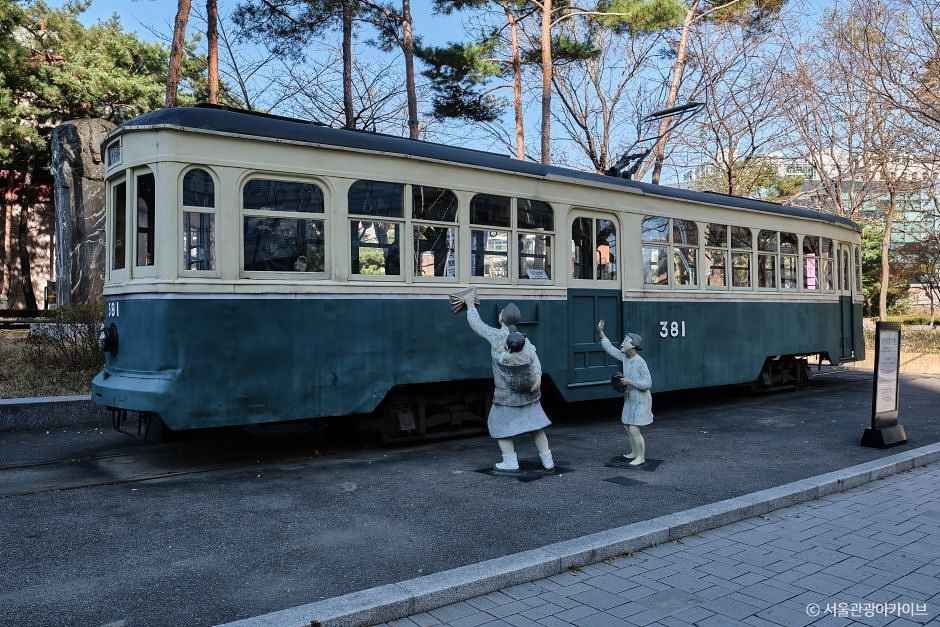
93, 295, 572, 430
620, 299, 845, 391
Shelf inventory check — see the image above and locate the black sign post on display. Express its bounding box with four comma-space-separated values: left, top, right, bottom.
861, 321, 907, 448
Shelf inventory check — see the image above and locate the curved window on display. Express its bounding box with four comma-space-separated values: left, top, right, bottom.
182, 168, 216, 271
757, 230, 777, 288
243, 177, 327, 273
705, 224, 728, 288
135, 170, 156, 267
412, 185, 457, 279
349, 180, 403, 276
803, 236, 820, 290
470, 194, 511, 228
246, 179, 324, 213
821, 238, 834, 290
572, 216, 617, 281
470, 194, 511, 279
111, 179, 126, 271
349, 180, 403, 218
517, 199, 553, 280
780, 232, 798, 289
641, 216, 696, 287
731, 227, 752, 288
183, 169, 215, 208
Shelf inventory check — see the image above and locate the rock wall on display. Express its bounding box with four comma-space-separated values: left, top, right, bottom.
51, 118, 115, 306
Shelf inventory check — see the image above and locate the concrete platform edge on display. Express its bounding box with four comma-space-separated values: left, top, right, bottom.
0, 395, 107, 432
215, 441, 940, 627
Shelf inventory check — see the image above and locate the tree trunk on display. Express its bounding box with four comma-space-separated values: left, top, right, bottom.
879, 191, 895, 320
402, 0, 419, 139
207, 0, 219, 104
17, 169, 38, 311
166, 0, 193, 107
539, 0, 552, 165
342, 1, 355, 129
507, 9, 525, 160
650, 0, 697, 185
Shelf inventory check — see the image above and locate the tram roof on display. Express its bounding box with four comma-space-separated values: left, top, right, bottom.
114, 105, 860, 232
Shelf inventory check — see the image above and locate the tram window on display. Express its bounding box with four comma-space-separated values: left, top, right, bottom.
671, 219, 697, 287
517, 199, 553, 232
673, 219, 698, 246
731, 226, 752, 250
855, 246, 862, 292
757, 230, 777, 288
348, 180, 403, 217
471, 230, 509, 279
244, 217, 325, 272
803, 236, 820, 290
596, 219, 617, 280
112, 181, 126, 271
412, 186, 457, 222
519, 233, 552, 280
351, 220, 400, 275
470, 194, 510, 227
136, 172, 156, 267
182, 169, 216, 271
643, 247, 668, 286
516, 200, 554, 280
731, 227, 752, 288
705, 224, 728, 288
183, 169, 215, 208
732, 253, 751, 288
641, 216, 668, 286
414, 225, 456, 278
572, 217, 593, 280
705, 224, 728, 247
642, 216, 668, 242
841, 248, 850, 291
821, 238, 834, 290
245, 179, 324, 213
183, 212, 215, 272
780, 232, 798, 289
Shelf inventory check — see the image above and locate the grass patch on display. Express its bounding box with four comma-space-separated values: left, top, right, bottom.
0, 331, 97, 398
864, 327, 940, 354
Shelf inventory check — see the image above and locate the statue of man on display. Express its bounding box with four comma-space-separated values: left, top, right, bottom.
460, 288, 554, 471
597, 320, 653, 465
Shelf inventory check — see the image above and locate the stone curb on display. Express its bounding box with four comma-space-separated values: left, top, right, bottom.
216, 442, 940, 627
0, 394, 108, 431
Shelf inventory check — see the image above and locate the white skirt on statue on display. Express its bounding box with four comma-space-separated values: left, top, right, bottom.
487, 402, 551, 439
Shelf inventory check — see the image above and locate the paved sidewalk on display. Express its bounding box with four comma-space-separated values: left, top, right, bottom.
390, 465, 940, 627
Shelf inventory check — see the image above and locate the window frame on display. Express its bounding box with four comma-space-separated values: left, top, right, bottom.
239, 173, 330, 280
802, 235, 821, 292
468, 193, 512, 285
703, 223, 730, 290
131, 166, 158, 278
411, 185, 459, 283
820, 237, 835, 292
854, 245, 862, 294
570, 210, 620, 286
347, 179, 405, 281
641, 216, 700, 290
779, 231, 799, 290
107, 173, 129, 283
516, 198, 554, 285
178, 165, 220, 278
756, 229, 779, 291
730, 226, 753, 290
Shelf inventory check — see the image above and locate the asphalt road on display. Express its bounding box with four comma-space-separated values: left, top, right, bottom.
1, 369, 939, 627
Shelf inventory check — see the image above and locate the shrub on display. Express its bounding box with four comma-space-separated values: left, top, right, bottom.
23, 303, 105, 371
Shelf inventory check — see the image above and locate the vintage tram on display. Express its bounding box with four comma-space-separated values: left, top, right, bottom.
92, 104, 864, 435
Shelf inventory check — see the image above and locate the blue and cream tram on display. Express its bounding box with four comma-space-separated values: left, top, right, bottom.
93, 105, 864, 434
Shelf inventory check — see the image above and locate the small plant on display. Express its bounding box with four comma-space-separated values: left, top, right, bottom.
22, 303, 105, 371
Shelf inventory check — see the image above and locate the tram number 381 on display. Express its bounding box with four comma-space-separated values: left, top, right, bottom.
659, 320, 687, 338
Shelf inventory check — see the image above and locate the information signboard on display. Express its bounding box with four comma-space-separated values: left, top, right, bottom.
861, 321, 907, 448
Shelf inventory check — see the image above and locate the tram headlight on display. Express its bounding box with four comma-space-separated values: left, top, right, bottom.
99, 323, 119, 355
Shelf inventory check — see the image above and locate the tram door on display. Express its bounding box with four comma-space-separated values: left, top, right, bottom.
838, 243, 855, 359
567, 212, 623, 387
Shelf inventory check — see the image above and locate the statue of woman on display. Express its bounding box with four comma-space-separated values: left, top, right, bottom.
597, 320, 653, 465
460, 288, 554, 471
